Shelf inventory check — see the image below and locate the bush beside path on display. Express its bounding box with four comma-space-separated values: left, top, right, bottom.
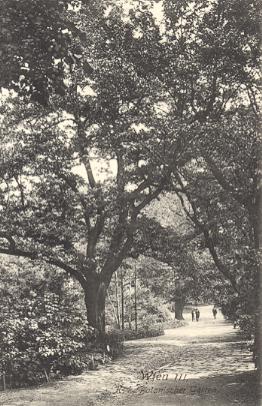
0, 306, 260, 406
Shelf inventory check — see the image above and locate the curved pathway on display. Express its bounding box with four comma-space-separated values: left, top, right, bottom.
0, 306, 259, 406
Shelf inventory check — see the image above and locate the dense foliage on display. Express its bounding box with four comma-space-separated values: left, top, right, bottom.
0, 259, 107, 387
0, 0, 260, 375
0, 0, 92, 104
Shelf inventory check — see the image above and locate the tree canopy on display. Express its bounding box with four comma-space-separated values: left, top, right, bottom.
0, 0, 260, 348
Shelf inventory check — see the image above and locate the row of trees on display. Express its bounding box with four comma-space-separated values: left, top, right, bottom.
0, 0, 260, 363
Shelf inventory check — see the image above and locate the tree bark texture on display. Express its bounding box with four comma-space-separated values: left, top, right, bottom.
84, 277, 107, 333
174, 297, 185, 320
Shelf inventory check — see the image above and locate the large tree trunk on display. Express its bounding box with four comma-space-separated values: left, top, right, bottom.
174, 297, 185, 320
84, 277, 107, 334
174, 281, 185, 320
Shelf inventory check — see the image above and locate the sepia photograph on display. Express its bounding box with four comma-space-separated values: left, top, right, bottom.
0, 0, 261, 405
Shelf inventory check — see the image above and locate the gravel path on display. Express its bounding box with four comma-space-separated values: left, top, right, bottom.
0, 306, 260, 406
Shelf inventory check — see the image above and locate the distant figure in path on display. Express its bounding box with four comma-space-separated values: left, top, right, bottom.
212, 307, 217, 319
196, 308, 200, 322
191, 309, 195, 321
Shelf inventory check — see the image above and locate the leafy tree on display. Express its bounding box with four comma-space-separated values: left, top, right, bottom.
171, 109, 258, 292
0, 0, 260, 340
131, 0, 261, 355
0, 6, 182, 332
169, 105, 260, 364
114, 0, 260, 321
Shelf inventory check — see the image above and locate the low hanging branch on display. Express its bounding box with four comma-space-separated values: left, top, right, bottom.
0, 235, 87, 287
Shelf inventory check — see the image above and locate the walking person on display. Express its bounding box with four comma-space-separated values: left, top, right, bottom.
191, 308, 195, 322
196, 308, 200, 322
212, 307, 217, 319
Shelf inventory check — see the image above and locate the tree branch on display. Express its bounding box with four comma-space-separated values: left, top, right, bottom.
76, 121, 97, 189
0, 244, 87, 287
133, 170, 172, 215
86, 211, 105, 258
56, 171, 91, 228
202, 154, 247, 206
116, 151, 125, 192
172, 175, 240, 294
101, 232, 134, 287
14, 175, 26, 210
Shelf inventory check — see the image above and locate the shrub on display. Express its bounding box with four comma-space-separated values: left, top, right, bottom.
125, 324, 164, 340
0, 263, 102, 388
237, 314, 255, 340
162, 319, 188, 329
0, 297, 97, 387
106, 324, 164, 342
